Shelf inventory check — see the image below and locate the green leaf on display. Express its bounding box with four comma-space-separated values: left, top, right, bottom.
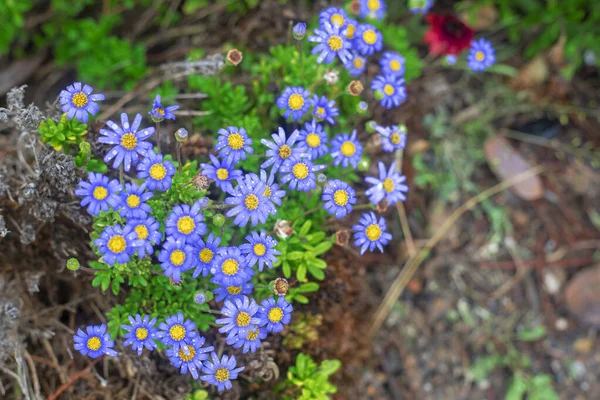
312, 242, 332, 256
297, 263, 307, 281
287, 251, 305, 261
488, 63, 519, 77
319, 359, 342, 376
517, 325, 546, 341
505, 373, 528, 400
528, 375, 559, 400
308, 258, 327, 269
294, 294, 309, 304
307, 265, 325, 280
297, 282, 319, 293
283, 261, 291, 278
299, 220, 312, 236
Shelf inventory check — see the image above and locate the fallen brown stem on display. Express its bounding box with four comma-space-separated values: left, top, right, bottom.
48, 358, 102, 400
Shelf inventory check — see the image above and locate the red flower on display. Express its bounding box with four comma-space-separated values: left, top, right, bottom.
424, 14, 474, 55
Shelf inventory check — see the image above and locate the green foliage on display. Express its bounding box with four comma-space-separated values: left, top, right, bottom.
0, 0, 32, 55
458, 0, 600, 78
38, 114, 87, 152
283, 312, 322, 349
278, 353, 341, 400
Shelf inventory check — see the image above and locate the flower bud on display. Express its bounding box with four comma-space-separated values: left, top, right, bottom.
335, 230, 350, 246
226, 49, 243, 66
323, 69, 339, 85
357, 101, 368, 114
377, 198, 389, 213
293, 22, 307, 40
374, 90, 385, 101
349, 0, 360, 15
317, 173, 327, 183
358, 156, 371, 172
66, 258, 80, 271
274, 220, 293, 239
192, 174, 211, 191
366, 120, 377, 133
213, 214, 226, 227
194, 292, 206, 304
175, 128, 188, 142
347, 80, 364, 96
273, 278, 290, 296
169, 277, 182, 287
79, 141, 91, 155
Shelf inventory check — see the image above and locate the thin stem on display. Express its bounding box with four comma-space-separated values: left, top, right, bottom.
298, 40, 304, 78
155, 121, 161, 153
119, 164, 124, 184
176, 142, 182, 174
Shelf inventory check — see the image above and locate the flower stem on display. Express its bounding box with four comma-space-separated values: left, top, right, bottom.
155, 122, 161, 153
176, 141, 182, 174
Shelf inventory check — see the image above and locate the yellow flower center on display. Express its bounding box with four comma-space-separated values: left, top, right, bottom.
390, 60, 401, 71
247, 329, 259, 340
253, 243, 266, 256
227, 285, 242, 294
390, 133, 401, 144
86, 336, 101, 351
268, 307, 284, 323
475, 51, 485, 61
222, 259, 239, 275
327, 36, 343, 51
330, 14, 345, 27
306, 133, 321, 148
236, 311, 251, 327
368, 0, 380, 11
363, 29, 377, 45
169, 324, 186, 341
244, 194, 259, 210
178, 345, 196, 362
72, 92, 89, 108
216, 168, 229, 180
340, 141, 356, 157
263, 185, 272, 197
126, 194, 140, 208
107, 235, 126, 254
292, 163, 309, 179
215, 368, 230, 382
92, 186, 108, 200
383, 177, 395, 193
316, 107, 325, 116
135, 327, 148, 340
227, 133, 244, 150
170, 250, 186, 266
346, 24, 356, 39
156, 107, 165, 116
199, 248, 214, 263
278, 145, 292, 159
333, 190, 349, 206
288, 94, 305, 111
353, 57, 364, 69
135, 224, 149, 240
177, 216, 195, 235
383, 84, 395, 96
120, 133, 138, 150
365, 224, 382, 241
149, 163, 167, 180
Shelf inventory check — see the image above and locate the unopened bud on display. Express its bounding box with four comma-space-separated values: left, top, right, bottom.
324, 69, 339, 85
376, 198, 389, 213
293, 22, 307, 40
79, 141, 91, 155
357, 101, 368, 114
226, 49, 243, 66
374, 90, 385, 101
317, 173, 327, 183
335, 230, 350, 246
66, 258, 80, 271
175, 128, 188, 142
366, 120, 377, 133
194, 292, 206, 304
348, 80, 364, 96
349, 0, 360, 15
213, 214, 225, 227
273, 278, 290, 296
358, 156, 371, 172
192, 174, 211, 191
274, 220, 293, 239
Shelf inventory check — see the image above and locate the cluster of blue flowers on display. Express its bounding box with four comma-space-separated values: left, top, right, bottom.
303, 2, 408, 110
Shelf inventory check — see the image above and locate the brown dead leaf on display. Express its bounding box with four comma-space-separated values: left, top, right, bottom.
511, 55, 549, 90
549, 33, 567, 69
408, 139, 430, 155
460, 5, 498, 30
564, 265, 600, 327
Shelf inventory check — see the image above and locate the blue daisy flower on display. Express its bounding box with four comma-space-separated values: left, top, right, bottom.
213, 282, 254, 303
371, 74, 407, 109
380, 52, 406, 76
331, 130, 363, 168
343, 51, 368, 76
125, 216, 162, 258
260, 127, 303, 172
121, 314, 158, 356
409, 0, 434, 14
239, 230, 280, 271
158, 237, 195, 283
279, 156, 326, 192
293, 22, 307, 40
467, 38, 496, 72
308, 22, 352, 65
365, 162, 409, 206
148, 94, 179, 122
226, 325, 267, 354
59, 82, 105, 123
94, 224, 141, 266
200, 352, 244, 392
298, 120, 329, 160
343, 18, 359, 41
165, 201, 206, 244
216, 296, 261, 340
156, 312, 199, 353
73, 324, 117, 358
192, 233, 222, 278
319, 6, 348, 28
352, 212, 392, 254
360, 0, 387, 20
311, 95, 338, 125
75, 172, 121, 216
322, 179, 357, 218
99, 113, 154, 171
137, 151, 176, 192
200, 154, 243, 193
118, 182, 153, 219
242, 171, 279, 216
211, 247, 254, 287
376, 124, 407, 152
166, 336, 213, 380
355, 24, 383, 56
258, 297, 293, 333
224, 178, 270, 227
215, 126, 253, 164
276, 86, 311, 121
